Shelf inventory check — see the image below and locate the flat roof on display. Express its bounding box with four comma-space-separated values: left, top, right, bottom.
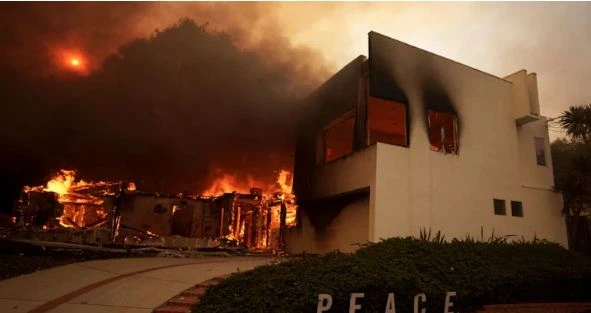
369, 31, 512, 84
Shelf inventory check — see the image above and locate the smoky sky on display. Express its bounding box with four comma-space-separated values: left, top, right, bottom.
276, 2, 591, 135
0, 3, 331, 211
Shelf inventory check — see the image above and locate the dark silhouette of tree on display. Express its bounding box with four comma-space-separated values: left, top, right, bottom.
552, 105, 591, 253
0, 18, 327, 212
557, 104, 591, 144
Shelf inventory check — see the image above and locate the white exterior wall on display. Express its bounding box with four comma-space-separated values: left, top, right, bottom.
370, 41, 566, 246
516, 119, 567, 243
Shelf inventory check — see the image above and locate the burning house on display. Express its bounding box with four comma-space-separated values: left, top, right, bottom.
16, 169, 297, 251
11, 31, 567, 256
286, 31, 568, 254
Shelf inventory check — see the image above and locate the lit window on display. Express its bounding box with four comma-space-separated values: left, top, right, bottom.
511, 201, 523, 217
322, 115, 355, 163
428, 110, 458, 154
493, 199, 506, 215
368, 96, 407, 146
534, 137, 546, 166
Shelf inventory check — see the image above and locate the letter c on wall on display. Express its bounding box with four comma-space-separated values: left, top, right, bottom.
414, 293, 426, 313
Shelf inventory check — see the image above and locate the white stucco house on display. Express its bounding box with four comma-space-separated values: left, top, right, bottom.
287, 31, 567, 254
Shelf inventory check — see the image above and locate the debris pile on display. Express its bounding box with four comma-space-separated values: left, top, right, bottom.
10, 169, 298, 253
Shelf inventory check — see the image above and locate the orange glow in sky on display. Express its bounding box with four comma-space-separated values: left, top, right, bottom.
58, 50, 88, 74
70, 58, 80, 67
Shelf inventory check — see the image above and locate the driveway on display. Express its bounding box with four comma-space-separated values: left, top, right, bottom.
0, 256, 275, 313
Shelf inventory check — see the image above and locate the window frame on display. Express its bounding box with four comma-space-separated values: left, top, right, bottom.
316, 111, 356, 165
367, 96, 408, 148
493, 199, 506, 216
511, 201, 524, 217
534, 137, 546, 166
427, 110, 459, 155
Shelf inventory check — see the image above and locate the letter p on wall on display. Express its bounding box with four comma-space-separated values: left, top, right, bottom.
317, 294, 333, 313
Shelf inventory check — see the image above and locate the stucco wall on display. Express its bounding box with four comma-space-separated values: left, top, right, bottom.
369, 36, 566, 245
286, 195, 370, 254
517, 118, 555, 189
309, 145, 377, 199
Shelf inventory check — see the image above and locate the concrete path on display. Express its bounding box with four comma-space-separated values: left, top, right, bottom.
0, 256, 275, 313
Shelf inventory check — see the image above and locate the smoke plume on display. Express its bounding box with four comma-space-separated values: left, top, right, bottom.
0, 3, 332, 211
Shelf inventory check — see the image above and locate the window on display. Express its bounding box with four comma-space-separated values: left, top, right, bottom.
368, 96, 407, 146
511, 201, 523, 217
428, 110, 458, 154
322, 115, 355, 163
534, 137, 546, 166
493, 199, 506, 215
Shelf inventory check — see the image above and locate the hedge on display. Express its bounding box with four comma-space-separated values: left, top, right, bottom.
193, 238, 591, 313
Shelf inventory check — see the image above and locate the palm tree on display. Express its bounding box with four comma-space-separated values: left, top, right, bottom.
558, 104, 591, 144
553, 104, 591, 253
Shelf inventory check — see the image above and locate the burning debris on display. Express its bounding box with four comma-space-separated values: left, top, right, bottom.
20, 170, 135, 229
14, 169, 298, 252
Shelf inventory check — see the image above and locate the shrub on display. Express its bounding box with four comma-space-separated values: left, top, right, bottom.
193, 238, 591, 313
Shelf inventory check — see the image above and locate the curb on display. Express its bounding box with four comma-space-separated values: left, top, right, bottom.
153, 275, 230, 313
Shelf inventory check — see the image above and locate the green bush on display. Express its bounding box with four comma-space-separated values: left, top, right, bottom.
193, 238, 591, 313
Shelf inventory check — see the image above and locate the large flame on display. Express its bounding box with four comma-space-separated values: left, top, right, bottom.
202, 174, 265, 196
25, 169, 134, 228
202, 169, 293, 197
203, 169, 298, 248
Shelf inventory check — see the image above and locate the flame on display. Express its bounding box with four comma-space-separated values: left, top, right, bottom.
25, 169, 134, 228
203, 169, 293, 197
276, 170, 292, 194
204, 170, 298, 249
202, 174, 265, 196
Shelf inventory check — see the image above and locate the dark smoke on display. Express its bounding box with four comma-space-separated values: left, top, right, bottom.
0, 3, 330, 212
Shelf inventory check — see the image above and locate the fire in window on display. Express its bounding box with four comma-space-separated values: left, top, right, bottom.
534, 137, 546, 166
428, 110, 458, 154
368, 96, 407, 146
322, 115, 355, 163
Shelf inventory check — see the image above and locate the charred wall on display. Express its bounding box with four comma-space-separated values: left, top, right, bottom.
294, 32, 467, 204
118, 194, 219, 240
368, 31, 463, 145
293, 56, 367, 202
292, 31, 510, 239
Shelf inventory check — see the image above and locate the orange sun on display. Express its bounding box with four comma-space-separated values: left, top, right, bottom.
70, 58, 80, 67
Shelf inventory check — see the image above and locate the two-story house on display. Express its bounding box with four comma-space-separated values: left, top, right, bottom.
286, 31, 567, 254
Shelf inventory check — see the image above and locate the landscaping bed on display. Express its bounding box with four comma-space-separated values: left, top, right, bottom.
192, 238, 591, 313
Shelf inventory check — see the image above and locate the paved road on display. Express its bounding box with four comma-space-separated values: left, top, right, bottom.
0, 256, 275, 313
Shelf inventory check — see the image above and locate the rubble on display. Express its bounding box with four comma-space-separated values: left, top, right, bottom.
8, 169, 298, 254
